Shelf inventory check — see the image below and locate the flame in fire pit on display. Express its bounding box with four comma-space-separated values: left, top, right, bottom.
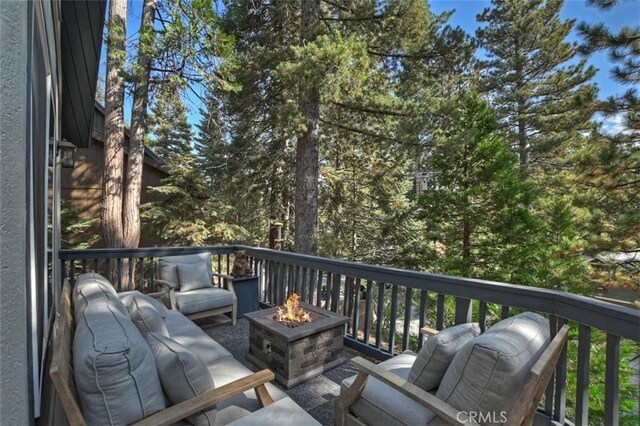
275, 293, 311, 327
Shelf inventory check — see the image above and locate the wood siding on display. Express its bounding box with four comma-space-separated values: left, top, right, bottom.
61, 137, 168, 248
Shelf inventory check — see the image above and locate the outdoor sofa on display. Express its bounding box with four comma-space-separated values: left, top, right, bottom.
50, 272, 319, 425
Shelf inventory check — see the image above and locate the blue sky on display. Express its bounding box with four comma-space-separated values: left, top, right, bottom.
113, 0, 640, 128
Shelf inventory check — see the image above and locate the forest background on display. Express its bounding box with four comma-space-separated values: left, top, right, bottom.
61, 1, 639, 422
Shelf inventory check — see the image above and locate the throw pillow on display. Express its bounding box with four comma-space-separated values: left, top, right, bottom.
129, 296, 169, 338
177, 262, 213, 292
146, 332, 216, 426
408, 323, 481, 391
120, 291, 167, 318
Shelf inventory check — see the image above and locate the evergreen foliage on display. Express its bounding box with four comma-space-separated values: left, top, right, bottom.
143, 84, 248, 245
476, 0, 597, 169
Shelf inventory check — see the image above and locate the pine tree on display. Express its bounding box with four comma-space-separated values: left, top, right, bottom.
476, 0, 597, 170
144, 85, 247, 245
418, 93, 545, 284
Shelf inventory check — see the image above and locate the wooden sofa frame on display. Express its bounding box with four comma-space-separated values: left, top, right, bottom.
157, 272, 238, 325
50, 280, 271, 426
335, 323, 570, 426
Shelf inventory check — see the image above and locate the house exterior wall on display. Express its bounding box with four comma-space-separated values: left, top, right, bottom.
61, 139, 168, 247
0, 0, 31, 423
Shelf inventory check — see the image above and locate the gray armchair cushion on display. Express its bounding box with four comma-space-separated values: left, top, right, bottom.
436, 312, 550, 419
177, 262, 213, 292
73, 300, 165, 425
226, 397, 320, 426
341, 351, 436, 425
408, 323, 480, 391
158, 253, 213, 291
147, 332, 216, 426
129, 296, 169, 339
175, 287, 234, 315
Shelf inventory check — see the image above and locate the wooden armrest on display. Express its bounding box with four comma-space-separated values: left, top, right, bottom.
349, 357, 475, 426
420, 326, 439, 337
132, 369, 275, 426
144, 291, 165, 299
155, 279, 177, 290
211, 272, 234, 280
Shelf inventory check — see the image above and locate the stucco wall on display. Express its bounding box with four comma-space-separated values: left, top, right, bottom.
0, 0, 31, 423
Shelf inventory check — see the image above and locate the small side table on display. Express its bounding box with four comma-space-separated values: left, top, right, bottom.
233, 275, 259, 318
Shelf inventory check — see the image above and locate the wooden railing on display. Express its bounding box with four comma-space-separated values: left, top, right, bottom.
59, 246, 640, 426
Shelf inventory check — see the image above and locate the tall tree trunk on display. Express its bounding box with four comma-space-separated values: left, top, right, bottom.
123, 0, 156, 256
295, 0, 320, 254
101, 0, 127, 249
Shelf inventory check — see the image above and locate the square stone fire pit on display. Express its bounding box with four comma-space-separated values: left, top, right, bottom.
244, 302, 349, 388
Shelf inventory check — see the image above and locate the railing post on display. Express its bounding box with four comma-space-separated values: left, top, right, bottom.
604, 333, 620, 425
454, 297, 472, 325
575, 325, 591, 426
553, 318, 568, 423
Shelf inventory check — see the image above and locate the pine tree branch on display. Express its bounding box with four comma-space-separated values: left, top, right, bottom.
330, 100, 412, 117
319, 117, 407, 145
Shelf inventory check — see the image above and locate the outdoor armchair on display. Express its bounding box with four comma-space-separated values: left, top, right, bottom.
157, 252, 237, 325
336, 314, 570, 426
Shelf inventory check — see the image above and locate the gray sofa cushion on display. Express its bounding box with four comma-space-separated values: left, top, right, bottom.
73, 300, 165, 425
119, 291, 167, 317
163, 311, 288, 422
73, 273, 128, 323
226, 397, 320, 426
129, 296, 169, 338
178, 262, 213, 292
341, 351, 436, 425
164, 310, 233, 364
409, 323, 480, 391
175, 288, 234, 315
158, 253, 213, 291
147, 333, 216, 426
436, 312, 550, 421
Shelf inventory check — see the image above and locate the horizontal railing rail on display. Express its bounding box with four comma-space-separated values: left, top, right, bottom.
58, 245, 640, 426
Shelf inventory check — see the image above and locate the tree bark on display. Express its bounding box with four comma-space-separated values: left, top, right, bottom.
295, 0, 320, 254
123, 0, 156, 256
101, 0, 127, 249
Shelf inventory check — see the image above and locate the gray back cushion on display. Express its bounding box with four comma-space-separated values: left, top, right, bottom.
177, 262, 213, 292
73, 273, 128, 323
120, 291, 167, 317
409, 323, 480, 391
436, 312, 550, 420
147, 332, 216, 426
129, 296, 169, 339
158, 253, 213, 291
73, 294, 165, 425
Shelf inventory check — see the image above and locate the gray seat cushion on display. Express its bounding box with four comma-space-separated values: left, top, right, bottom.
73, 296, 165, 425
158, 253, 213, 291
147, 332, 216, 426
163, 310, 287, 421
436, 312, 550, 421
177, 261, 214, 292
164, 310, 234, 364
226, 397, 320, 426
341, 351, 436, 425
175, 287, 234, 315
409, 323, 480, 391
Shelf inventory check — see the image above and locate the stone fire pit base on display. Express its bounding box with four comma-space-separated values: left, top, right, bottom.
245, 302, 349, 389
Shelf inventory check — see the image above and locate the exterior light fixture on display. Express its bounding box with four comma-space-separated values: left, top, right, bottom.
49, 139, 76, 168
